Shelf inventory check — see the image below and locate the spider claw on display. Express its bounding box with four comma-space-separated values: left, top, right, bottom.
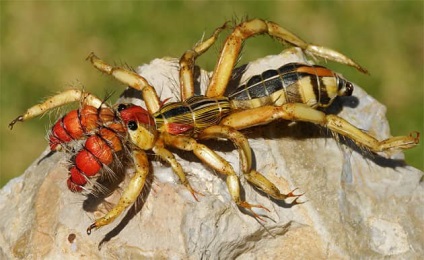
9, 115, 23, 130
411, 131, 420, 143
190, 189, 204, 202
290, 196, 306, 205
87, 223, 97, 235
239, 201, 270, 222
286, 188, 304, 198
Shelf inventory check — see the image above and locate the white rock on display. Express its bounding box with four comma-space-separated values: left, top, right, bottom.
0, 48, 422, 259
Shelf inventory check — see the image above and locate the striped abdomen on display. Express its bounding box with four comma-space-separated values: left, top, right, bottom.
229, 63, 353, 109
154, 96, 231, 134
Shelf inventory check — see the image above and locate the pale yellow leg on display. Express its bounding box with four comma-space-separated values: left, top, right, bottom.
152, 137, 202, 200
161, 132, 268, 219
86, 53, 161, 114
198, 125, 252, 174
221, 104, 420, 153
87, 149, 149, 235
9, 89, 104, 129
207, 18, 368, 98
244, 170, 302, 202
198, 125, 301, 202
179, 22, 228, 100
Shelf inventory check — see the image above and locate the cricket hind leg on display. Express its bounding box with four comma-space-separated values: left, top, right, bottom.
220, 103, 420, 154
206, 18, 368, 98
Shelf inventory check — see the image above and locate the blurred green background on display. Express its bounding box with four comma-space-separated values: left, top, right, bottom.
1, 1, 423, 187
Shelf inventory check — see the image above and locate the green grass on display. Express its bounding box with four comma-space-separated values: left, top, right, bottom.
1, 1, 423, 187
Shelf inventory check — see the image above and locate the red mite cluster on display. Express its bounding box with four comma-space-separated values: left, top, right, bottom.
48, 105, 125, 192
49, 105, 152, 192
48, 104, 154, 192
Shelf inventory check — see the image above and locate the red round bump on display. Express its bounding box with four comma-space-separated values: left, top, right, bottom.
80, 105, 100, 131
70, 167, 87, 186
51, 121, 72, 143
75, 150, 101, 176
63, 110, 83, 139
99, 128, 123, 152
85, 136, 113, 165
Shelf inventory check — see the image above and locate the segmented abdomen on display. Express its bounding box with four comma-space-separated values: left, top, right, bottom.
49, 105, 118, 150
48, 105, 127, 192
154, 96, 231, 134
229, 63, 340, 109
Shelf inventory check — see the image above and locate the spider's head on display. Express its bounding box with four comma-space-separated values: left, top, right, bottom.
118, 104, 157, 150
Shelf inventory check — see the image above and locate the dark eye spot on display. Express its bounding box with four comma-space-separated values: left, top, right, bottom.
346, 82, 354, 96
128, 121, 137, 131
118, 104, 127, 112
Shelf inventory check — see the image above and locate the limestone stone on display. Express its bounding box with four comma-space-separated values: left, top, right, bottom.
0, 49, 422, 259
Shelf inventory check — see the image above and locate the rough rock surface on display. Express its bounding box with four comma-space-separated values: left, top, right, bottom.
1, 49, 422, 259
